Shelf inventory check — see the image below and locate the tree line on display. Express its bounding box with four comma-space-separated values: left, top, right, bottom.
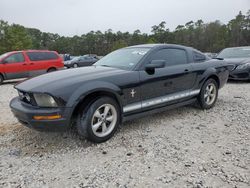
0, 10, 249, 56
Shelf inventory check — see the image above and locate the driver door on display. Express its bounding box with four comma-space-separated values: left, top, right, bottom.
139, 48, 197, 111
3, 52, 29, 79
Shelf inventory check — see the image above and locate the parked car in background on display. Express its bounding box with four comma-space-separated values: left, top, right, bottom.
10, 44, 230, 143
87, 54, 98, 58
59, 54, 72, 61
0, 50, 64, 84
64, 55, 98, 68
204, 52, 217, 58
217, 46, 250, 81
63, 56, 78, 66
97, 56, 104, 59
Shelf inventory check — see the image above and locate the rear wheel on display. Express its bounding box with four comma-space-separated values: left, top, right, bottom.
73, 63, 78, 68
198, 79, 218, 109
47, 68, 56, 73
77, 97, 120, 143
0, 74, 3, 85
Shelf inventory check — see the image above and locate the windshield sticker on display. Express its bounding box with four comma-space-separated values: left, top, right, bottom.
132, 50, 148, 55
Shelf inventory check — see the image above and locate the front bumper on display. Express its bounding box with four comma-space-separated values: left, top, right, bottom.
64, 64, 72, 68
10, 97, 72, 131
229, 68, 250, 80
64, 63, 74, 68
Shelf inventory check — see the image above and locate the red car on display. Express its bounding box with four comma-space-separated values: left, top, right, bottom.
0, 50, 64, 84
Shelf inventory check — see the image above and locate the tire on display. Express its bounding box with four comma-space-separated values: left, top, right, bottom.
73, 63, 78, 68
198, 78, 218, 109
47, 68, 56, 73
0, 74, 3, 85
77, 97, 120, 143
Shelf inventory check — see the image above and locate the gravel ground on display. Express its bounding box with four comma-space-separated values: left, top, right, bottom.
0, 80, 249, 188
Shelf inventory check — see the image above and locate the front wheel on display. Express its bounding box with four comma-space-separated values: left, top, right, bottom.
77, 97, 120, 143
0, 74, 3, 85
198, 79, 218, 109
73, 63, 78, 68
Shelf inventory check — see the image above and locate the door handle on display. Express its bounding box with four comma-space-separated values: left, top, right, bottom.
184, 69, 189, 72
22, 64, 27, 65
30, 63, 34, 65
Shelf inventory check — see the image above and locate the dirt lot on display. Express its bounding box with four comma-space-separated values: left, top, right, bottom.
0, 80, 249, 188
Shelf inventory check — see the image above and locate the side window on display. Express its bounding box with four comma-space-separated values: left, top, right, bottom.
84, 56, 91, 60
27, 52, 58, 61
45, 52, 58, 60
4, 53, 25, 63
150, 48, 188, 66
193, 51, 206, 62
27, 52, 43, 61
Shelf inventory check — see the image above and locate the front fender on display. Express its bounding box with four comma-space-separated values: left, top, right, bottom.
66, 81, 122, 108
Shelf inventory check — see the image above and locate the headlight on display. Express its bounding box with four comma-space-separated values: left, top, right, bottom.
236, 63, 250, 70
18, 91, 31, 103
33, 93, 58, 107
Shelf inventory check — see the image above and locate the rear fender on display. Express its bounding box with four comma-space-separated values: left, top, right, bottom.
198, 67, 218, 88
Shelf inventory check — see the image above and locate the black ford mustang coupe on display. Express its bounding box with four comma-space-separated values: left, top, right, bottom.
10, 44, 230, 143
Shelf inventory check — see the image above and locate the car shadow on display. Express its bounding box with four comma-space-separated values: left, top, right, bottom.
4, 98, 227, 157
227, 80, 249, 84
1, 79, 27, 85
3, 124, 93, 157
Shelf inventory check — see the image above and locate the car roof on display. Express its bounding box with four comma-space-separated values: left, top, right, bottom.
125, 44, 203, 55
125, 43, 192, 50
6, 50, 57, 54
223, 46, 250, 50
24, 50, 57, 53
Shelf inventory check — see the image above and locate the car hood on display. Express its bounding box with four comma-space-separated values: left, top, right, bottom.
223, 58, 250, 65
15, 66, 128, 93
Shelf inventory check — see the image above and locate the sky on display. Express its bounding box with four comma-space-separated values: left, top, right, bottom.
0, 0, 249, 36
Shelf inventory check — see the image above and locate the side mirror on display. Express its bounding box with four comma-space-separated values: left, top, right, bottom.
2, 59, 8, 64
145, 60, 166, 70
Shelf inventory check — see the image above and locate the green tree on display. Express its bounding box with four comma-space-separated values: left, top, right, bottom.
5, 24, 32, 51
0, 20, 9, 54
26, 28, 43, 49
1, 10, 250, 55
111, 40, 128, 51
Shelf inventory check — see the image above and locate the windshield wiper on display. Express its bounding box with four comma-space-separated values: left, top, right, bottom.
212, 57, 224, 60
100, 64, 112, 67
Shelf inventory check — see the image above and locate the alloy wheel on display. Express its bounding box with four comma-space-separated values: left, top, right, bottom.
204, 83, 217, 105
91, 104, 117, 137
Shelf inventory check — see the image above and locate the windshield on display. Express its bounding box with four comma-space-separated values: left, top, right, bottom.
0, 52, 11, 60
217, 47, 250, 58
94, 47, 150, 70
72, 57, 80, 61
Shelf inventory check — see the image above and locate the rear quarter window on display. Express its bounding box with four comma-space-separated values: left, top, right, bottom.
27, 52, 58, 61
193, 51, 206, 62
